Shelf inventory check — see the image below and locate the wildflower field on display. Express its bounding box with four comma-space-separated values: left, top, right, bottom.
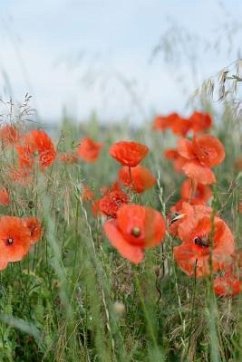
0, 97, 241, 362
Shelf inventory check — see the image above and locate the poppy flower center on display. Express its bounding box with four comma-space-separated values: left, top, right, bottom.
131, 227, 141, 237
194, 236, 209, 248
6, 237, 14, 245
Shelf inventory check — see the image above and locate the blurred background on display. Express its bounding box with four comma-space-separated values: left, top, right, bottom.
0, 0, 242, 124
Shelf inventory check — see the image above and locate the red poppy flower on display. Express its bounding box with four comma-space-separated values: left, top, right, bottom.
166, 135, 225, 184
189, 111, 212, 133
169, 201, 212, 240
59, 152, 78, 164
77, 137, 103, 163
118, 165, 156, 193
182, 161, 216, 184
96, 183, 129, 218
0, 124, 20, 145
23, 217, 42, 244
0, 216, 32, 267
192, 135, 225, 167
104, 204, 166, 263
174, 216, 235, 277
214, 273, 241, 297
180, 179, 212, 204
17, 130, 56, 169
0, 188, 10, 206
109, 141, 149, 167
170, 117, 192, 137
152, 113, 180, 132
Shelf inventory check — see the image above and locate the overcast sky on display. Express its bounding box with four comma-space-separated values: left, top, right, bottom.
0, 0, 241, 124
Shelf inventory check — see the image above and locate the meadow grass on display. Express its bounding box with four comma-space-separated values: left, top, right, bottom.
0, 101, 241, 362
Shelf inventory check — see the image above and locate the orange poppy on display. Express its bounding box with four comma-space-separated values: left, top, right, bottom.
174, 216, 235, 277
180, 179, 212, 204
169, 201, 212, 240
0, 124, 20, 145
104, 204, 166, 263
17, 130, 56, 169
192, 135, 225, 167
77, 137, 103, 163
96, 183, 129, 218
166, 135, 225, 184
23, 217, 43, 244
0, 216, 32, 267
118, 165, 156, 193
214, 271, 241, 297
189, 111, 212, 133
59, 152, 78, 164
109, 141, 149, 167
152, 113, 180, 132
170, 117, 192, 137
182, 160, 216, 184
0, 188, 10, 206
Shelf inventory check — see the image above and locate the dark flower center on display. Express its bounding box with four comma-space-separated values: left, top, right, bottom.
6, 238, 14, 245
131, 227, 141, 237
194, 236, 209, 248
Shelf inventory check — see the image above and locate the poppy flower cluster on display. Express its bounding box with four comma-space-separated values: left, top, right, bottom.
157, 110, 241, 297
153, 111, 212, 136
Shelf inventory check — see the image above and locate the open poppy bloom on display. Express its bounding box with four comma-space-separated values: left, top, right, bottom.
77, 137, 103, 163
95, 183, 129, 218
0, 124, 20, 145
118, 165, 156, 193
174, 216, 235, 277
169, 201, 212, 240
0, 216, 33, 270
109, 141, 149, 167
189, 111, 212, 133
17, 130, 56, 169
180, 179, 212, 204
104, 204, 166, 263
166, 135, 225, 184
0, 188, 10, 206
23, 217, 43, 244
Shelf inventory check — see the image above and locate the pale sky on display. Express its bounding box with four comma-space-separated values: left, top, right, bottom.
0, 0, 241, 124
